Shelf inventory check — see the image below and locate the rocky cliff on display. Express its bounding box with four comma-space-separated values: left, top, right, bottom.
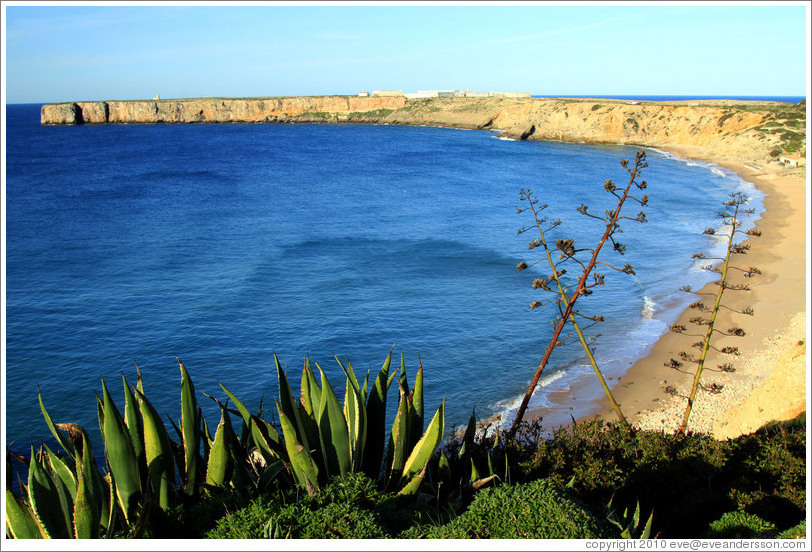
40, 96, 407, 125
41, 96, 805, 165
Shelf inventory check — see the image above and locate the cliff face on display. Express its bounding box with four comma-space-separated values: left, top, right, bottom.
41, 96, 805, 165
41, 96, 407, 125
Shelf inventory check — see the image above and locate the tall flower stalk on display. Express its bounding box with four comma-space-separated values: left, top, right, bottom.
508, 151, 650, 437
669, 192, 760, 434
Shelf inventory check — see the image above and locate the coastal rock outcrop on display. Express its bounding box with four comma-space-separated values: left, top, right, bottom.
41, 95, 805, 166
43, 96, 407, 125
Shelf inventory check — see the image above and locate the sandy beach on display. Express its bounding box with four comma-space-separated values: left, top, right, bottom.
590, 149, 808, 438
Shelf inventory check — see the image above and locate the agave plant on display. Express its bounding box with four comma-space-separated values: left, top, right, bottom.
430, 409, 509, 504
606, 495, 655, 539
221, 350, 446, 496
6, 349, 447, 539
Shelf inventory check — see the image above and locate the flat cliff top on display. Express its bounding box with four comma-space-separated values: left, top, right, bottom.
40, 95, 806, 169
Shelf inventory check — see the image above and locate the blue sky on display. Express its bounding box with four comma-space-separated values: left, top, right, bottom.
2, 3, 808, 104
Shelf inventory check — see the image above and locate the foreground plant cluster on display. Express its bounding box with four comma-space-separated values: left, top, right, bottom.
5, 353, 807, 540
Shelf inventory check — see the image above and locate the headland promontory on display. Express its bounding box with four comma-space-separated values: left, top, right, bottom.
40, 95, 806, 167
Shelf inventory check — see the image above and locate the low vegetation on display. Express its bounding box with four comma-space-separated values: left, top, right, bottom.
6, 355, 806, 540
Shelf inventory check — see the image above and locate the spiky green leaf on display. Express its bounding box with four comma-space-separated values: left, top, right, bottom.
72, 428, 100, 539
134, 388, 175, 510
277, 403, 319, 495
205, 402, 234, 488
336, 357, 366, 471
5, 489, 43, 539
386, 383, 410, 487
27, 445, 70, 539
316, 365, 350, 478
38, 387, 75, 461
362, 350, 393, 477
121, 375, 145, 470
178, 359, 200, 496
401, 399, 444, 483
101, 378, 141, 524
275, 354, 311, 453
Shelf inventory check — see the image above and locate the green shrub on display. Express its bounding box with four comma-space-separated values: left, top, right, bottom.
268, 501, 385, 538
778, 520, 806, 539
425, 479, 613, 539
704, 511, 777, 539
206, 473, 438, 539
517, 415, 807, 538
205, 494, 288, 539
726, 415, 807, 530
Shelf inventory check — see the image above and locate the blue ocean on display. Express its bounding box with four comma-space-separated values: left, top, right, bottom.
4, 103, 763, 455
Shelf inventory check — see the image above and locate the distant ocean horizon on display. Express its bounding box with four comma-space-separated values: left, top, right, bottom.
9, 94, 806, 107
532, 94, 805, 103
5, 103, 763, 459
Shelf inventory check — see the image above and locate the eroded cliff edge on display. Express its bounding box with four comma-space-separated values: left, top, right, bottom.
41, 96, 806, 165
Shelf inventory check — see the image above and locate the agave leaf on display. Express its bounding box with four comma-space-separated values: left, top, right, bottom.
400, 399, 444, 483
437, 451, 451, 486
135, 361, 145, 395
27, 445, 70, 539
335, 356, 361, 394
385, 382, 410, 487
250, 416, 283, 463
40, 444, 76, 534
459, 409, 476, 459
398, 352, 408, 390
361, 369, 370, 403
178, 359, 200, 496
397, 464, 428, 496
72, 428, 100, 539
5, 488, 44, 539
316, 365, 350, 478
257, 459, 286, 492
205, 401, 234, 488
101, 378, 141, 524
219, 383, 256, 442
43, 444, 77, 501
83, 438, 110, 532
470, 457, 481, 483
95, 394, 105, 441
121, 375, 145, 470
275, 354, 311, 453
38, 386, 75, 461
336, 357, 366, 471
641, 509, 654, 539
300, 356, 322, 416
277, 403, 319, 495
200, 408, 213, 464
412, 361, 424, 426
134, 388, 175, 510
103, 472, 118, 534
361, 349, 392, 477
297, 358, 321, 460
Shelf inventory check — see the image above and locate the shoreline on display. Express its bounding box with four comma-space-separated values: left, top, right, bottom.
33, 97, 810, 438
583, 148, 808, 438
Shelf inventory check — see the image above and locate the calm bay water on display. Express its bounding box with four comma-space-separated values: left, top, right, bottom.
4, 103, 762, 453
